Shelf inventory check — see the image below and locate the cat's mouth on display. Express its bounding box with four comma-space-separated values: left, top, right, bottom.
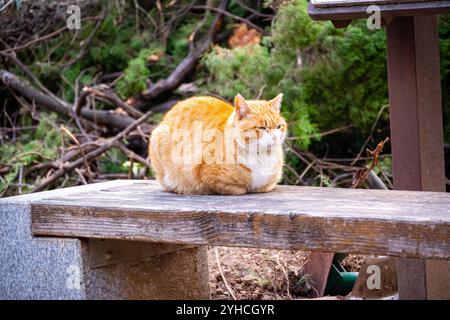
259, 139, 279, 147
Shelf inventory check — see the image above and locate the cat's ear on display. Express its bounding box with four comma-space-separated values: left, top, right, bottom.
234, 93, 251, 120
269, 93, 283, 112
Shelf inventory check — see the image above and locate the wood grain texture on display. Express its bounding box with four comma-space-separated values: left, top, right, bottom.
308, 1, 450, 21
30, 180, 450, 259
312, 0, 431, 8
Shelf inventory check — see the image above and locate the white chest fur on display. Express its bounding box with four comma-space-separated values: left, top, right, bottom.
245, 151, 280, 190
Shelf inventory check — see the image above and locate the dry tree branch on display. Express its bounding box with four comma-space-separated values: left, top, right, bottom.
351, 137, 390, 189
275, 254, 292, 300
0, 25, 69, 54
33, 109, 153, 192
192, 5, 264, 34
286, 124, 353, 141
351, 104, 389, 166
133, 0, 230, 109
214, 247, 237, 300
285, 143, 370, 187
63, 9, 107, 68
60, 125, 93, 179
235, 0, 274, 18
283, 163, 304, 185
114, 142, 152, 170
0, 70, 152, 132
0, 15, 103, 55
0, 49, 69, 108
80, 86, 144, 119
189, 0, 213, 51
26, 140, 103, 176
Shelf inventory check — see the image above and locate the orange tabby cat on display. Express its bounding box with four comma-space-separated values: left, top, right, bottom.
149, 93, 287, 195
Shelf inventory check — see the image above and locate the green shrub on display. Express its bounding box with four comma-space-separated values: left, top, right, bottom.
439, 14, 450, 142
203, 0, 389, 150
300, 21, 388, 129
116, 48, 160, 98
0, 113, 61, 195
203, 45, 271, 98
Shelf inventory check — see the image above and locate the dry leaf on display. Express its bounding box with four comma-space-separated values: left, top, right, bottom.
229, 24, 261, 49
148, 52, 164, 62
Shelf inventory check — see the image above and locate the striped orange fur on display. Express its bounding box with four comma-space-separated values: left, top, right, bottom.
149, 94, 287, 194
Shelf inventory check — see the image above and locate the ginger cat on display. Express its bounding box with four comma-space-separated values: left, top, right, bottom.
149, 93, 287, 195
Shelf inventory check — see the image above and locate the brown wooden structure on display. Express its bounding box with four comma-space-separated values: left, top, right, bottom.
31, 180, 450, 259
307, 0, 450, 299
28, 180, 450, 299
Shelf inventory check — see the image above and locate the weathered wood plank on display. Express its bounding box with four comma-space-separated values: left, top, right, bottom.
31, 180, 450, 259
312, 0, 433, 8
308, 1, 450, 21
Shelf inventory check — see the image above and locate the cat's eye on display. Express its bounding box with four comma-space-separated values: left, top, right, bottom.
257, 126, 267, 131
277, 124, 283, 129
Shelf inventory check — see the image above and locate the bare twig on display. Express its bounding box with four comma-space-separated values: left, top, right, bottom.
114, 142, 152, 170
351, 104, 388, 165
287, 124, 353, 140
0, 15, 103, 55
63, 9, 107, 68
352, 137, 390, 189
33, 109, 153, 192
0, 51, 69, 108
0, 70, 152, 132
235, 0, 273, 18
276, 254, 292, 300
192, 5, 264, 34
214, 247, 237, 300
133, 0, 229, 108
82, 86, 144, 118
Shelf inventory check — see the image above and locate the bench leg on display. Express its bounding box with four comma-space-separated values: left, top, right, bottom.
302, 252, 334, 297
82, 240, 210, 299
0, 201, 86, 299
397, 258, 450, 300
0, 198, 210, 299
1, 181, 211, 300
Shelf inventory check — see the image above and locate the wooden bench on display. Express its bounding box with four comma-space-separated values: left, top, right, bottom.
1, 179, 449, 299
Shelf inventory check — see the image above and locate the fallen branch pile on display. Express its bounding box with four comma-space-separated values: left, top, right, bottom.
0, 1, 393, 196
0, 0, 235, 194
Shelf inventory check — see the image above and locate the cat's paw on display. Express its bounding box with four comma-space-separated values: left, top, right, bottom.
214, 185, 248, 195
251, 185, 276, 193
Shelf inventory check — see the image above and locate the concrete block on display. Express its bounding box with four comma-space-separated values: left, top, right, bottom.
0, 181, 210, 299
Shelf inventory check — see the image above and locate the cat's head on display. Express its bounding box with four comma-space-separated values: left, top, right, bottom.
232, 93, 287, 149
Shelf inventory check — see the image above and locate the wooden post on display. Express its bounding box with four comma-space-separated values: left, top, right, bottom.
386, 15, 450, 299
302, 252, 334, 297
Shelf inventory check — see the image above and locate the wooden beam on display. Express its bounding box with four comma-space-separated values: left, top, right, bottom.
30, 181, 450, 260
308, 1, 450, 21
387, 15, 450, 299
312, 0, 434, 8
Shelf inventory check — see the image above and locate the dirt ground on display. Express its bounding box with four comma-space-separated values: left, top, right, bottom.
207, 247, 364, 300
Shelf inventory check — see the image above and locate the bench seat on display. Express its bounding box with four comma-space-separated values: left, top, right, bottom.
31, 180, 450, 260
